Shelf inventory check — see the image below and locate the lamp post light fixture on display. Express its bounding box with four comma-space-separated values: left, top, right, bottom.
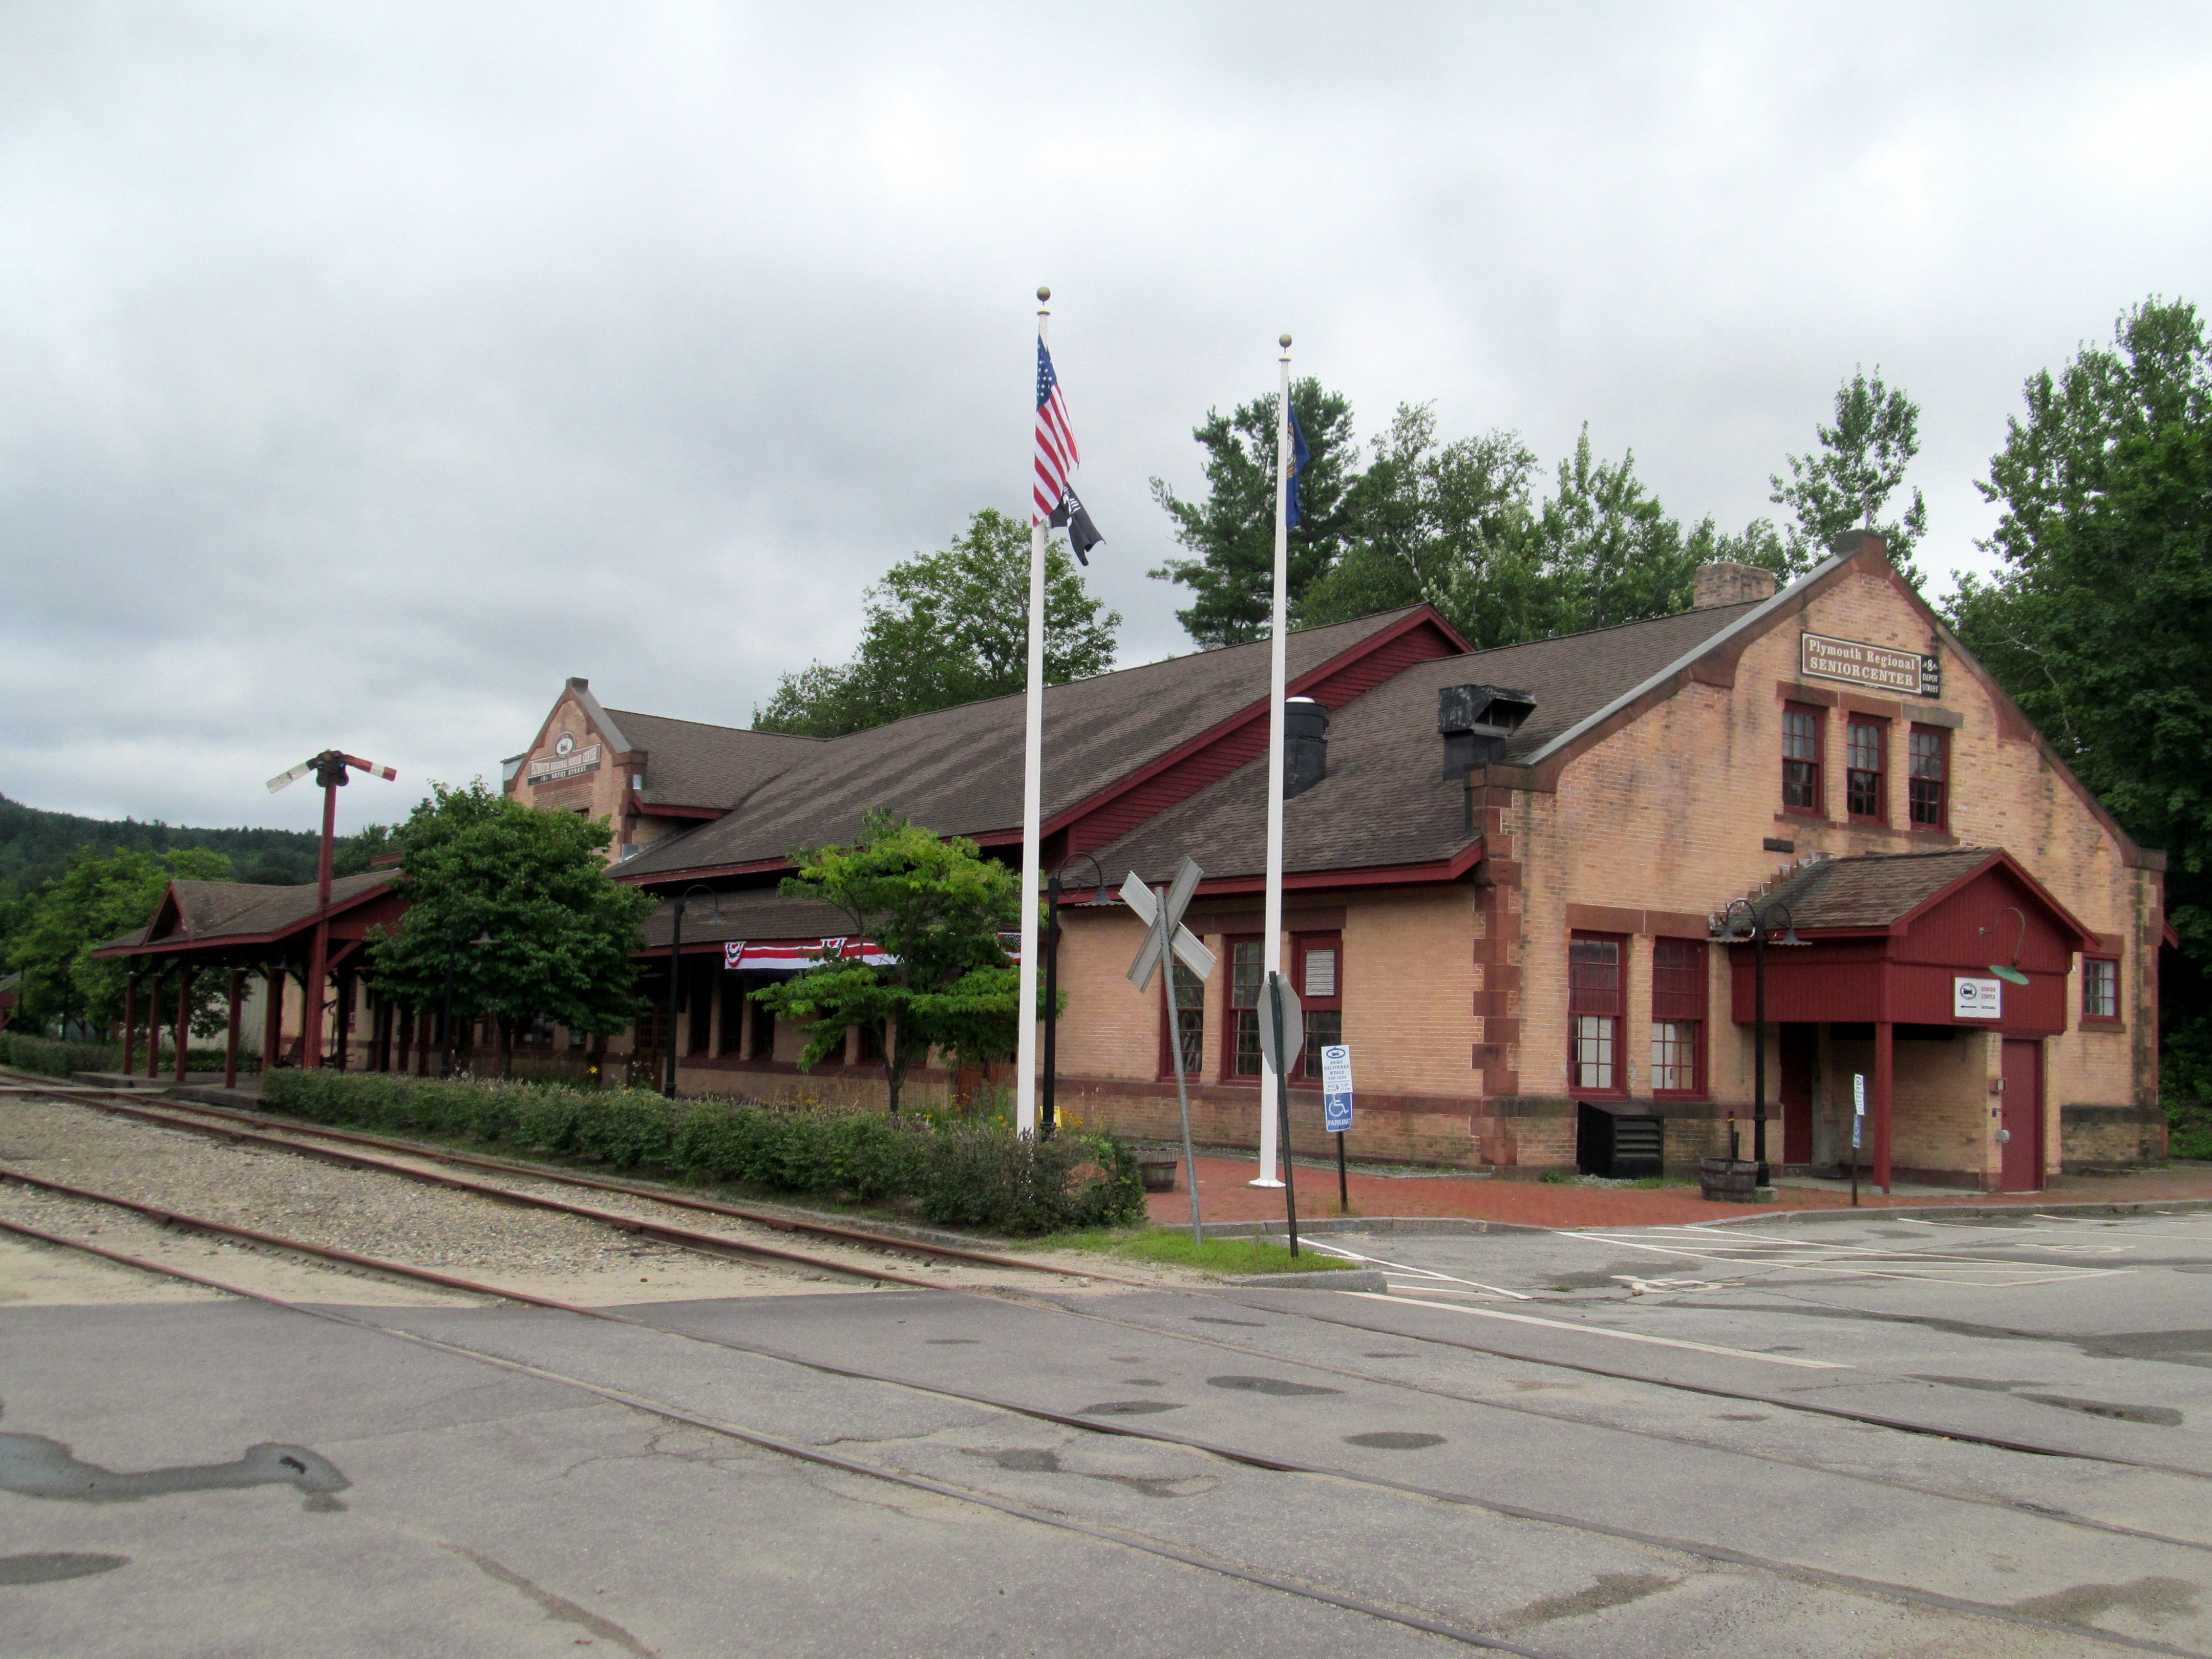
665, 884, 722, 1100
441, 928, 496, 1079
1719, 896, 1805, 1186
1981, 905, 2032, 986
1043, 854, 1108, 1134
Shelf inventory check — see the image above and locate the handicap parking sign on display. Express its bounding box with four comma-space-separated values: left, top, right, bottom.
1321, 1045, 1353, 1133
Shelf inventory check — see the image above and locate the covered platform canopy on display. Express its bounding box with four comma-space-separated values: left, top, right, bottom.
1720, 848, 2101, 1191
92, 870, 408, 1084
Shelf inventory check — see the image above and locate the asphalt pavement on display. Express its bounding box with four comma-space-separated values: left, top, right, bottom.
8, 1208, 2212, 1656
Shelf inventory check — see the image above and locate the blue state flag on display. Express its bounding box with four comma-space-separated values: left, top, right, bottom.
1286, 404, 1311, 528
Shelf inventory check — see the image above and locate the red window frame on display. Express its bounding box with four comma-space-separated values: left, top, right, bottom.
1568, 931, 1627, 1098
1292, 931, 1343, 1083
1649, 938, 1708, 1098
1223, 934, 1264, 1083
1845, 716, 1888, 825
1781, 703, 1825, 817
1907, 725, 1949, 832
2082, 955, 2121, 1024
1155, 960, 1207, 1080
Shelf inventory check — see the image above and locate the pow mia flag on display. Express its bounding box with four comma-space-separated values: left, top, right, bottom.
1049, 486, 1105, 565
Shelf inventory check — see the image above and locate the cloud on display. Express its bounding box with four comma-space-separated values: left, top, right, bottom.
3, 2, 2207, 831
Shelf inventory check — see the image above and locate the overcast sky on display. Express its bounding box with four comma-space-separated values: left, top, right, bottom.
4, 3, 2207, 836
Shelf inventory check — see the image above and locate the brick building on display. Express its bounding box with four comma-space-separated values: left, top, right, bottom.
502, 677, 822, 862
559, 534, 2165, 1191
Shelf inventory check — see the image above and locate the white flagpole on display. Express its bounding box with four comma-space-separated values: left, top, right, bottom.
1251, 336, 1293, 1188
1015, 288, 1051, 1137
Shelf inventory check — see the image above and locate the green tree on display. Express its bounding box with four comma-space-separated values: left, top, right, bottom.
754, 509, 1120, 736
1526, 427, 1701, 636
1770, 367, 1929, 585
750, 810, 1023, 1114
1300, 416, 1745, 647
1150, 378, 1360, 647
4, 846, 231, 1035
1298, 405, 1545, 647
1947, 298, 2212, 1103
333, 823, 398, 878
365, 780, 656, 1073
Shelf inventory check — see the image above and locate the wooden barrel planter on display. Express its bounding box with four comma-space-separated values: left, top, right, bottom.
1699, 1158, 1760, 1203
1137, 1156, 1180, 1193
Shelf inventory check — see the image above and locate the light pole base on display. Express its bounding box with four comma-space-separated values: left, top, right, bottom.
1247, 1177, 1285, 1189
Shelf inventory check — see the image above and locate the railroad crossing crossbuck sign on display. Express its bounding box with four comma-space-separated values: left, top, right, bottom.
1119, 860, 1217, 990
1120, 857, 1215, 1243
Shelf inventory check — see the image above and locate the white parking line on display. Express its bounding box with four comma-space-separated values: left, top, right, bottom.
1566, 1227, 2123, 1288
1350, 1292, 1850, 1369
1311, 1242, 1535, 1301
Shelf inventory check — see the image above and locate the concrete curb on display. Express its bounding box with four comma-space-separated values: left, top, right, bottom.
1196, 1217, 1550, 1240
1223, 1268, 1388, 1292
1699, 1196, 2212, 1227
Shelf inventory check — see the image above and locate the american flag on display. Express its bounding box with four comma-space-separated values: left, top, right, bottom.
1033, 338, 1079, 524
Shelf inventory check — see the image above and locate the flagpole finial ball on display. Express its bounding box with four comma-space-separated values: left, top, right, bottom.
1280, 334, 1292, 349
1037, 286, 1051, 303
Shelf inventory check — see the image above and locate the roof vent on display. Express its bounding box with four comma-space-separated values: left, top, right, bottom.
1284, 697, 1329, 799
1438, 685, 1536, 781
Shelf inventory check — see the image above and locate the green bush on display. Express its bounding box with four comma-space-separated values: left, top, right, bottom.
0, 1032, 264, 1079
0, 1031, 115, 1077
260, 1070, 1142, 1234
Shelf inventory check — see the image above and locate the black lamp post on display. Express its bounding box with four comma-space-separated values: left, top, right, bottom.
1719, 897, 1801, 1185
665, 884, 721, 1100
1043, 854, 1107, 1133
441, 927, 496, 1079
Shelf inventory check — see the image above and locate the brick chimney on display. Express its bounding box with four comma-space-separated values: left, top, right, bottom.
1693, 562, 1778, 609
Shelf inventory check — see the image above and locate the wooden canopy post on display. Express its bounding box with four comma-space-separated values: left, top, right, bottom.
1874, 1019, 1895, 1194
333, 971, 352, 1072
224, 970, 243, 1089
145, 973, 163, 1079
173, 965, 192, 1083
264, 965, 285, 1076
121, 974, 138, 1075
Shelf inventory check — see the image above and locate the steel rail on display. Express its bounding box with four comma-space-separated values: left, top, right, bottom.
0, 1072, 1134, 1285
0, 1203, 1553, 1657
0, 1197, 2195, 1659
0, 1158, 944, 1291
11, 1072, 2207, 1495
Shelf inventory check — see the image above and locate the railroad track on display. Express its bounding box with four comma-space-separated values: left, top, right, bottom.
0, 1070, 1139, 1290
0, 1172, 2196, 1657
7, 1069, 2208, 1500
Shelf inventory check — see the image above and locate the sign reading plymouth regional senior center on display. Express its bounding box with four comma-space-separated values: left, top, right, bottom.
1800, 631, 1941, 698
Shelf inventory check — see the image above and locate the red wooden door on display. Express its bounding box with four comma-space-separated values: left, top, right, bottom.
1780, 1025, 1816, 1164
2000, 1038, 2043, 1191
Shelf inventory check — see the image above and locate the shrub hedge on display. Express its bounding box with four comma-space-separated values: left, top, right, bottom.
0, 1033, 260, 1078
261, 1070, 1143, 1235
0, 1032, 119, 1077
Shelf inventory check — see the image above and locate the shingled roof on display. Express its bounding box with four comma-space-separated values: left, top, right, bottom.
94, 871, 399, 954
604, 709, 823, 811
614, 607, 1433, 880
1090, 600, 1766, 884
638, 888, 859, 951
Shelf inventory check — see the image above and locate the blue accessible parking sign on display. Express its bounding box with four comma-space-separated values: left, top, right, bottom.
1321, 1044, 1353, 1133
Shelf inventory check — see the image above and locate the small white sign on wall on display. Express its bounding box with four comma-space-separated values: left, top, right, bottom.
1954, 976, 2003, 1019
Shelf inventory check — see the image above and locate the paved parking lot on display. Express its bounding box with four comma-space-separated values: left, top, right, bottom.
9, 1208, 2212, 1656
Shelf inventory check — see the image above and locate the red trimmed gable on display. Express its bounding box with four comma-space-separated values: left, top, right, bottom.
1058, 608, 1467, 856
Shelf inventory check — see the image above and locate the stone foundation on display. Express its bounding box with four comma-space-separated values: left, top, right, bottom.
2061, 1103, 2169, 1171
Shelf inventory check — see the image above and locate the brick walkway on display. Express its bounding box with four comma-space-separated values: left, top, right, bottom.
1146, 1153, 2212, 1230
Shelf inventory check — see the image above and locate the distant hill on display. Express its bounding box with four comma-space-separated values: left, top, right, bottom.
0, 793, 332, 891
